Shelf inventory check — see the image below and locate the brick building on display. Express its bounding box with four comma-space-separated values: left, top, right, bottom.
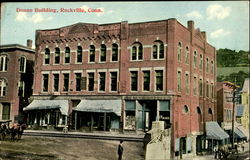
0, 40, 35, 124
24, 19, 216, 158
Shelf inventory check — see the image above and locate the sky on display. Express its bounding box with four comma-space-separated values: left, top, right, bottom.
1, 1, 249, 51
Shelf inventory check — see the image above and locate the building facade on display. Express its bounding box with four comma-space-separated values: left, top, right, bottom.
239, 78, 249, 130
0, 40, 35, 124
25, 19, 216, 158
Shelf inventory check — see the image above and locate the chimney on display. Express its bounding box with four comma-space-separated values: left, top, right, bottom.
187, 20, 194, 31
201, 31, 207, 41
27, 39, 32, 48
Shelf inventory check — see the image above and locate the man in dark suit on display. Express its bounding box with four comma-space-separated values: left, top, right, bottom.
118, 140, 124, 160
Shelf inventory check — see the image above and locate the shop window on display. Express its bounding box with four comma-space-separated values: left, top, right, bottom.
53, 74, 59, 92
63, 73, 69, 91
89, 45, 95, 62
131, 42, 143, 61
55, 48, 60, 64
159, 101, 170, 128
110, 72, 117, 91
112, 44, 118, 62
42, 74, 49, 92
100, 44, 106, 62
177, 42, 182, 62
65, 47, 70, 64
2, 103, 10, 120
77, 46, 82, 63
155, 70, 163, 91
44, 48, 50, 64
130, 71, 138, 91
88, 72, 94, 91
75, 73, 81, 91
0, 55, 8, 72
0, 79, 7, 96
99, 72, 106, 91
125, 101, 136, 130
19, 56, 26, 73
143, 71, 150, 91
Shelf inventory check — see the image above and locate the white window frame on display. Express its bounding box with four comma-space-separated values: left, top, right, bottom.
19, 56, 27, 73
41, 72, 50, 93
154, 67, 165, 92
98, 70, 107, 92
76, 46, 83, 64
109, 69, 119, 92
99, 44, 107, 63
86, 70, 96, 91
0, 79, 7, 97
151, 41, 165, 60
130, 43, 143, 61
129, 68, 139, 92
110, 44, 120, 62
0, 54, 8, 72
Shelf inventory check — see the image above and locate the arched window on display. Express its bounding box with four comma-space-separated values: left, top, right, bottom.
199, 54, 203, 69
177, 42, 182, 62
44, 48, 50, 64
206, 58, 209, 73
208, 108, 213, 115
183, 105, 189, 113
131, 42, 143, 61
19, 56, 26, 73
65, 47, 70, 64
196, 107, 201, 114
77, 46, 82, 63
185, 46, 190, 64
100, 44, 106, 62
211, 61, 214, 74
112, 44, 118, 62
0, 79, 7, 96
55, 48, 60, 64
0, 55, 8, 71
152, 41, 164, 59
193, 51, 197, 67
89, 45, 95, 62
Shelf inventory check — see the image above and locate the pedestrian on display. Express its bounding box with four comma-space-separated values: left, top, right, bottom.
213, 145, 218, 159
117, 140, 124, 160
241, 144, 244, 152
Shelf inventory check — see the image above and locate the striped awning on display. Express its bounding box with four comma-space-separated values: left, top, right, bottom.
206, 122, 230, 140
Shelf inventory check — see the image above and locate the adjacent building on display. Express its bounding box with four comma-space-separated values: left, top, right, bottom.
0, 40, 35, 124
24, 19, 216, 159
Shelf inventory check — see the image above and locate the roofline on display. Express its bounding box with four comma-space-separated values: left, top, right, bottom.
0, 44, 35, 53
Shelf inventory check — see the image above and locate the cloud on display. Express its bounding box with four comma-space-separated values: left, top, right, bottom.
210, 28, 231, 39
15, 12, 53, 23
206, 4, 231, 20
186, 11, 203, 19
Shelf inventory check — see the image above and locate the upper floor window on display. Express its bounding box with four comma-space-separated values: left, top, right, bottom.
130, 71, 138, 91
0, 55, 8, 72
88, 72, 95, 91
63, 73, 69, 91
206, 81, 209, 98
44, 48, 50, 64
211, 83, 214, 99
211, 61, 214, 74
55, 48, 60, 64
185, 46, 190, 64
199, 78, 203, 96
177, 42, 182, 62
75, 73, 81, 91
193, 51, 197, 68
206, 58, 209, 73
89, 45, 95, 62
152, 41, 164, 59
183, 105, 189, 113
42, 74, 49, 92
112, 44, 118, 62
99, 72, 106, 91
193, 76, 198, 96
100, 44, 107, 62
185, 73, 190, 94
53, 74, 59, 92
199, 54, 203, 69
208, 108, 213, 115
65, 47, 70, 64
110, 72, 118, 91
19, 56, 26, 73
18, 81, 25, 97
155, 70, 163, 91
131, 43, 143, 61
77, 46, 82, 63
0, 79, 7, 96
177, 70, 182, 92
143, 71, 150, 91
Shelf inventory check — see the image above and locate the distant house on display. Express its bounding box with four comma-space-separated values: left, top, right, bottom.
239, 78, 249, 130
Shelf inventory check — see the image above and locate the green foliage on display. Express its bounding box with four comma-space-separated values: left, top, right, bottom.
217, 71, 249, 87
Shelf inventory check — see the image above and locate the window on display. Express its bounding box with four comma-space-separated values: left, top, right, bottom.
131, 43, 143, 61
44, 48, 50, 64
185, 46, 189, 64
193, 76, 198, 96
89, 45, 95, 62
183, 105, 189, 113
206, 58, 209, 73
143, 71, 150, 91
206, 81, 209, 98
130, 71, 138, 91
18, 81, 25, 97
177, 71, 182, 92
75, 73, 81, 91
0, 55, 8, 72
55, 48, 60, 64
65, 47, 70, 64
99, 72, 106, 91
88, 72, 94, 91
199, 78, 203, 96
125, 101, 136, 130
152, 41, 164, 59
185, 73, 189, 94
193, 51, 197, 67
63, 73, 69, 91
19, 56, 26, 73
208, 108, 213, 115
77, 46, 82, 63
211, 83, 214, 99
211, 61, 214, 74
199, 54, 203, 69
196, 107, 201, 114
100, 44, 106, 62
110, 72, 117, 91
2, 103, 10, 120
0, 79, 7, 96
156, 70, 163, 91
112, 44, 118, 62
177, 42, 182, 62
53, 74, 59, 92
42, 74, 49, 92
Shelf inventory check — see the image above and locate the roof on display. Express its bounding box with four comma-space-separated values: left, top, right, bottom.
0, 44, 35, 53
236, 105, 244, 117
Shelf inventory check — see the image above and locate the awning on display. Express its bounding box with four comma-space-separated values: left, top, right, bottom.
23, 100, 69, 115
234, 128, 247, 139
73, 99, 122, 116
237, 125, 249, 141
206, 122, 230, 140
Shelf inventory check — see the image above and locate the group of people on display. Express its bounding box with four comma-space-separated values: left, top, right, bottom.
0, 123, 26, 141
